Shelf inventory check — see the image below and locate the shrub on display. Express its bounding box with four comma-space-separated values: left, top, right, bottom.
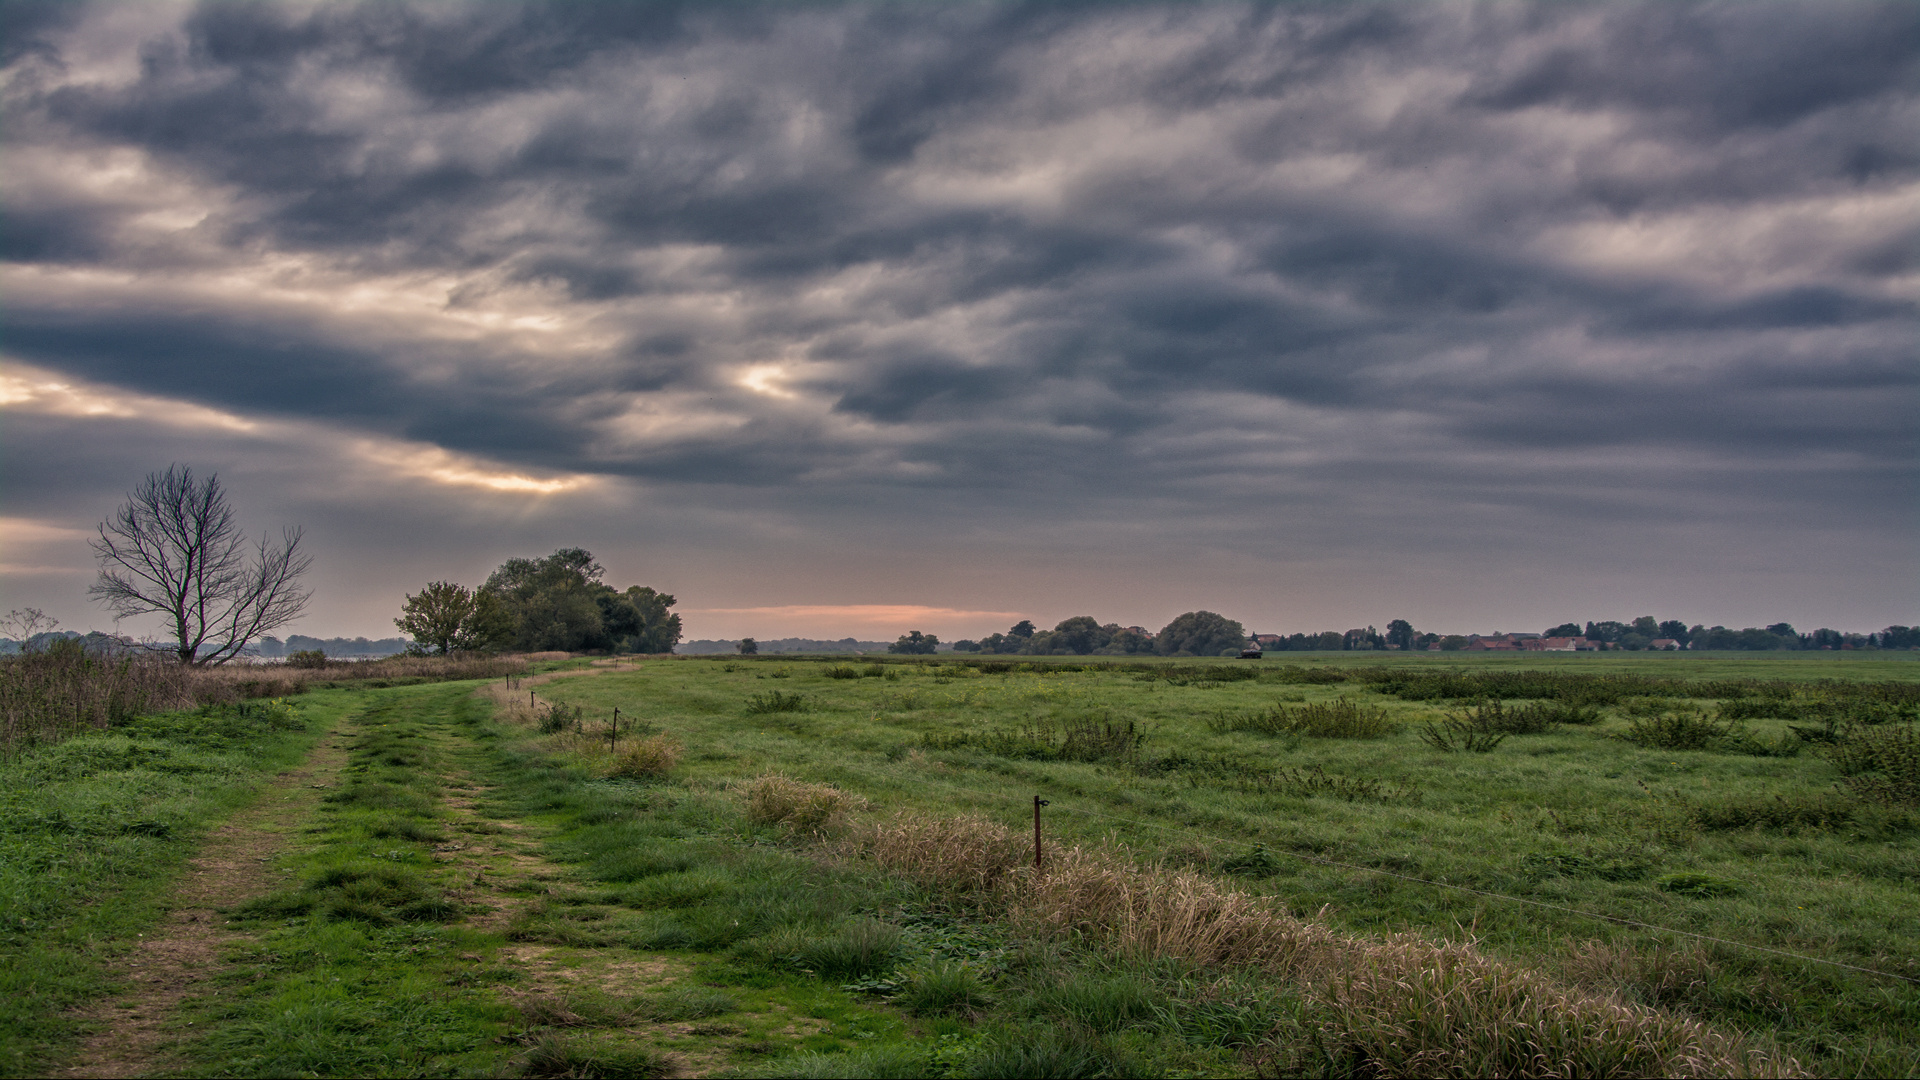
602, 736, 680, 780
1827, 723, 1919, 807
284, 649, 330, 668
744, 691, 811, 714
1682, 795, 1853, 831
824, 665, 860, 679
1418, 706, 1508, 752
1619, 710, 1730, 751
928, 714, 1146, 762
538, 701, 582, 734
1208, 698, 1396, 739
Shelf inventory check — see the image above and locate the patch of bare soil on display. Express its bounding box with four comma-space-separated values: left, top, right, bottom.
55, 731, 352, 1080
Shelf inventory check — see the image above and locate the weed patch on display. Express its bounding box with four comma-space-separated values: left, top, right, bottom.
1210, 697, 1397, 739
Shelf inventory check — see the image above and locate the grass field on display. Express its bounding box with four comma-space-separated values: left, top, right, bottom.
5, 650, 1914, 1077
515, 651, 1918, 1076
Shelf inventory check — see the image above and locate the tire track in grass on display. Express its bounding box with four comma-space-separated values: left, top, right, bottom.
55, 713, 354, 1079
153, 685, 709, 1078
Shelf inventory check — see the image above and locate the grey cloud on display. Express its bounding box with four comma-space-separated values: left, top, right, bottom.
3, 2, 1915, 635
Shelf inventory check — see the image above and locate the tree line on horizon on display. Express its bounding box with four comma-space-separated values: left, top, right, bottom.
881, 614, 1920, 657
57, 467, 1915, 665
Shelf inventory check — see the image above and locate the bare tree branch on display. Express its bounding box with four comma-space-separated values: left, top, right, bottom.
89, 465, 313, 666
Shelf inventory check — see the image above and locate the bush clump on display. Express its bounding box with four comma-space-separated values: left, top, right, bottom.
740, 773, 867, 834
601, 736, 680, 781
1619, 709, 1730, 751
1826, 723, 1919, 807
744, 691, 811, 714
1210, 698, 1396, 739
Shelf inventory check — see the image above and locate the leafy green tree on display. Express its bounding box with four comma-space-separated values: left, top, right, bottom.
1586, 621, 1629, 644
1097, 627, 1155, 655
1631, 616, 1660, 637
951, 639, 981, 652
1009, 620, 1036, 640
1154, 611, 1246, 657
598, 585, 681, 653
482, 548, 679, 654
1658, 620, 1690, 644
738, 637, 758, 655
1544, 623, 1583, 637
1438, 635, 1468, 651
395, 580, 513, 654
1047, 616, 1113, 655
1385, 619, 1415, 649
888, 630, 939, 655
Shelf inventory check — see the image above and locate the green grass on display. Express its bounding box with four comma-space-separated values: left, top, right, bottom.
0, 694, 350, 1076
16, 650, 1916, 1077
172, 686, 517, 1078
517, 652, 1920, 1076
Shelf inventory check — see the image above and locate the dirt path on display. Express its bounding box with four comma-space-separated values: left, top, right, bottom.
55, 722, 351, 1080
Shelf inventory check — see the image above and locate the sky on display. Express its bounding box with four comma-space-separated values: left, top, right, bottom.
2, 1, 1915, 645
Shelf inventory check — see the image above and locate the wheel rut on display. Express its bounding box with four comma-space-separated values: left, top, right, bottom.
55, 722, 351, 1080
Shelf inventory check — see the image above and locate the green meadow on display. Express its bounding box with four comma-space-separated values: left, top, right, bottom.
2, 650, 1913, 1078
519, 651, 1919, 1075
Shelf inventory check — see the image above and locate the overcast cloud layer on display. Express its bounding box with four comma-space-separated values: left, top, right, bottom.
3, 1, 1915, 642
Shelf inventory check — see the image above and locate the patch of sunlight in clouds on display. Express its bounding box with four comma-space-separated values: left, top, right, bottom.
1, 360, 597, 498
346, 439, 598, 495
0, 363, 257, 432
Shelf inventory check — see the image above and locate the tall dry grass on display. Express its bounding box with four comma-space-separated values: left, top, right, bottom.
835, 807, 1801, 1079
0, 644, 197, 754
0, 646, 528, 756
739, 773, 869, 835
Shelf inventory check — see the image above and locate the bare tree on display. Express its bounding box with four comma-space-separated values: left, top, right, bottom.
90, 465, 313, 666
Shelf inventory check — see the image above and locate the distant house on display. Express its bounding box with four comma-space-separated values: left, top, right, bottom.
1521, 637, 1588, 651
1650, 638, 1681, 650
1465, 634, 1520, 651
1253, 634, 1285, 647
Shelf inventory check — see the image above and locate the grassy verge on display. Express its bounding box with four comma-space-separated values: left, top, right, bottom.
0, 690, 352, 1076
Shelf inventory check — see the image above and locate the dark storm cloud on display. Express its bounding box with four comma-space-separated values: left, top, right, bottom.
3, 2, 1915, 635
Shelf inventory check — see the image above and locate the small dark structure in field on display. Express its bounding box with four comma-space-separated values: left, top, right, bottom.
1240, 634, 1264, 660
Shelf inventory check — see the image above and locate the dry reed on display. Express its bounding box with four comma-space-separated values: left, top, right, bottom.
1, 647, 528, 755
601, 736, 680, 780
738, 773, 869, 835
838, 812, 1802, 1079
